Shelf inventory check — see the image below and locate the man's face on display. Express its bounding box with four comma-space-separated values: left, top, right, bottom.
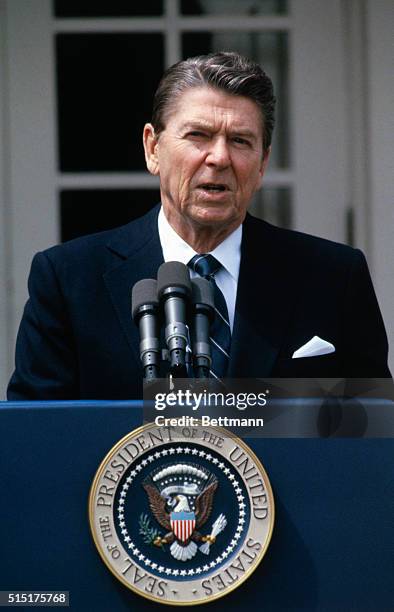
143, 86, 270, 237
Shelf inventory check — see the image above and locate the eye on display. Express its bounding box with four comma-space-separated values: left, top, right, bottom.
186, 130, 208, 139
232, 136, 251, 146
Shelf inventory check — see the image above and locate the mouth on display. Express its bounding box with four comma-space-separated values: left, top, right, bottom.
197, 183, 228, 192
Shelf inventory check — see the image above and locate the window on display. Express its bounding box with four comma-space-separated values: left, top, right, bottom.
53, 0, 292, 239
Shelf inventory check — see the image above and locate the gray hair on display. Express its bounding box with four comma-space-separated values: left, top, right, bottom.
151, 51, 276, 152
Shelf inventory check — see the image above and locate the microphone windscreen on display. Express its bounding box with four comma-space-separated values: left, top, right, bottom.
157, 261, 192, 298
131, 279, 158, 320
191, 277, 215, 309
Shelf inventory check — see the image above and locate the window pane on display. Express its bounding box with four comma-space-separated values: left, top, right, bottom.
60, 190, 160, 241
54, 1, 163, 18
249, 188, 292, 229
182, 32, 289, 168
56, 34, 163, 171
181, 0, 287, 16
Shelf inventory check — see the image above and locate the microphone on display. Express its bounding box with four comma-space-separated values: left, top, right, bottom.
157, 262, 191, 378
131, 279, 160, 380
191, 278, 214, 378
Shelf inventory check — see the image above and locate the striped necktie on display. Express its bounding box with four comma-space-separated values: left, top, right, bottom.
188, 254, 231, 378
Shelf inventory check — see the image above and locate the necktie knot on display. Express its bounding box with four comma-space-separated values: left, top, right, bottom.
188, 254, 221, 279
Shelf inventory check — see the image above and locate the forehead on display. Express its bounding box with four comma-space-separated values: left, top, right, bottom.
164, 86, 263, 135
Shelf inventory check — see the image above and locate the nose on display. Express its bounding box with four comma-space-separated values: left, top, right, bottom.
205, 136, 231, 169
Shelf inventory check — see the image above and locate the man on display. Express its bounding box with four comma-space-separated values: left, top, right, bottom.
7, 52, 391, 400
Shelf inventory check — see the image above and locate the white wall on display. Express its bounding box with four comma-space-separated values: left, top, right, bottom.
0, 0, 57, 398
0, 0, 12, 396
367, 0, 394, 372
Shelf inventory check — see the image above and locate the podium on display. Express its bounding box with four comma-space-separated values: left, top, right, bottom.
0, 401, 393, 610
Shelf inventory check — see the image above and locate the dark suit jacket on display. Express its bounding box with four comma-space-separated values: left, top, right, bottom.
7, 205, 391, 400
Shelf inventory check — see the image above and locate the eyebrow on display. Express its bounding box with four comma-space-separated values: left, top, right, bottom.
180, 121, 258, 141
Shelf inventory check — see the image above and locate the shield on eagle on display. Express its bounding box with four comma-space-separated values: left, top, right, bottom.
170, 511, 196, 542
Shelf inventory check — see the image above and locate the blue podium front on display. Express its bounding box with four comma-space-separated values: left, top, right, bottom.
0, 401, 393, 611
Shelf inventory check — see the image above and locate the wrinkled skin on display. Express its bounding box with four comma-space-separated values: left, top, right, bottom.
143, 86, 270, 252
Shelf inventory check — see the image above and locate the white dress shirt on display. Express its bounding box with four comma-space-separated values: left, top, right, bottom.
158, 207, 241, 331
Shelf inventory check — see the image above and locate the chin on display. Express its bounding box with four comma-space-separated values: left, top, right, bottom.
191, 204, 236, 226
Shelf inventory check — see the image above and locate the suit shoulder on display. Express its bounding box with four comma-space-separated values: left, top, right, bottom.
246, 214, 364, 265
39, 205, 159, 266
42, 226, 119, 260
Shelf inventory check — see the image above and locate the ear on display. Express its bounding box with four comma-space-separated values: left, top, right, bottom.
257, 146, 271, 188
143, 123, 160, 175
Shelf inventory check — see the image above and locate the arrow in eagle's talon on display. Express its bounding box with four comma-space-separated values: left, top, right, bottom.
199, 514, 227, 554
202, 534, 216, 544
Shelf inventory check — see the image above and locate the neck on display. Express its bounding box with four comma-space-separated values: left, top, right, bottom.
163, 209, 241, 253
180, 229, 231, 253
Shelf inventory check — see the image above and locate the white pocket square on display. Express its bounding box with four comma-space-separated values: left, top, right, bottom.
292, 336, 335, 359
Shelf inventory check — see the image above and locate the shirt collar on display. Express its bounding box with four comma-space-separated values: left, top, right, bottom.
158, 206, 242, 282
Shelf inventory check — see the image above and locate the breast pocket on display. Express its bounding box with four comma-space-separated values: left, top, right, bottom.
273, 353, 340, 377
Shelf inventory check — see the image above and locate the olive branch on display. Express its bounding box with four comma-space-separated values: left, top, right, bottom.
139, 513, 165, 548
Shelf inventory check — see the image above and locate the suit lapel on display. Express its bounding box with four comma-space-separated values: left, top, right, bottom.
228, 215, 296, 378
103, 206, 164, 365
102, 208, 296, 378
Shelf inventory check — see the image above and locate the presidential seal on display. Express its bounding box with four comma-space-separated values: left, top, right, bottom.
89, 423, 274, 605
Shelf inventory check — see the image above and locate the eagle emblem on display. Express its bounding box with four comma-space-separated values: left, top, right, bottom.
141, 462, 227, 561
